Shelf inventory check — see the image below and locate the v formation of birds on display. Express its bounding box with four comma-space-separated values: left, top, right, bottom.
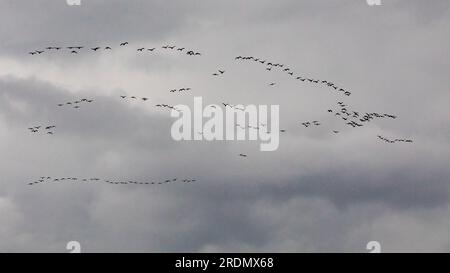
26, 41, 413, 186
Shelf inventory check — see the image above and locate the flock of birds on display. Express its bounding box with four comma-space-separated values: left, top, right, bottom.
233, 123, 286, 135
169, 87, 192, 93
28, 176, 197, 186
24, 40, 414, 185
120, 95, 149, 101
326, 101, 403, 134
377, 135, 413, 144
57, 98, 94, 109
235, 55, 352, 96
28, 42, 202, 56
234, 56, 410, 143
27, 125, 56, 135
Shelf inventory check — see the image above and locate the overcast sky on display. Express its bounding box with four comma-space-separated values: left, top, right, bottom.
1, 0, 450, 252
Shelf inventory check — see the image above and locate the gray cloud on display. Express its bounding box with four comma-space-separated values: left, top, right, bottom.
0, 0, 450, 252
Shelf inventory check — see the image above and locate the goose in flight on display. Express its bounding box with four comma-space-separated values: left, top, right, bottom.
120, 42, 129, 46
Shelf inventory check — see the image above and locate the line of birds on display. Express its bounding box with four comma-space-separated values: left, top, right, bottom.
221, 103, 249, 112
27, 176, 197, 186
301, 121, 321, 127
29, 42, 202, 56
377, 135, 413, 144
120, 95, 149, 101
234, 123, 286, 134
161, 45, 202, 56
235, 123, 267, 130
57, 98, 94, 109
27, 125, 56, 135
169, 87, 192, 93
235, 55, 351, 96
155, 103, 180, 112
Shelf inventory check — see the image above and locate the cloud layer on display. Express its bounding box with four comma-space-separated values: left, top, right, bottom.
0, 0, 449, 252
